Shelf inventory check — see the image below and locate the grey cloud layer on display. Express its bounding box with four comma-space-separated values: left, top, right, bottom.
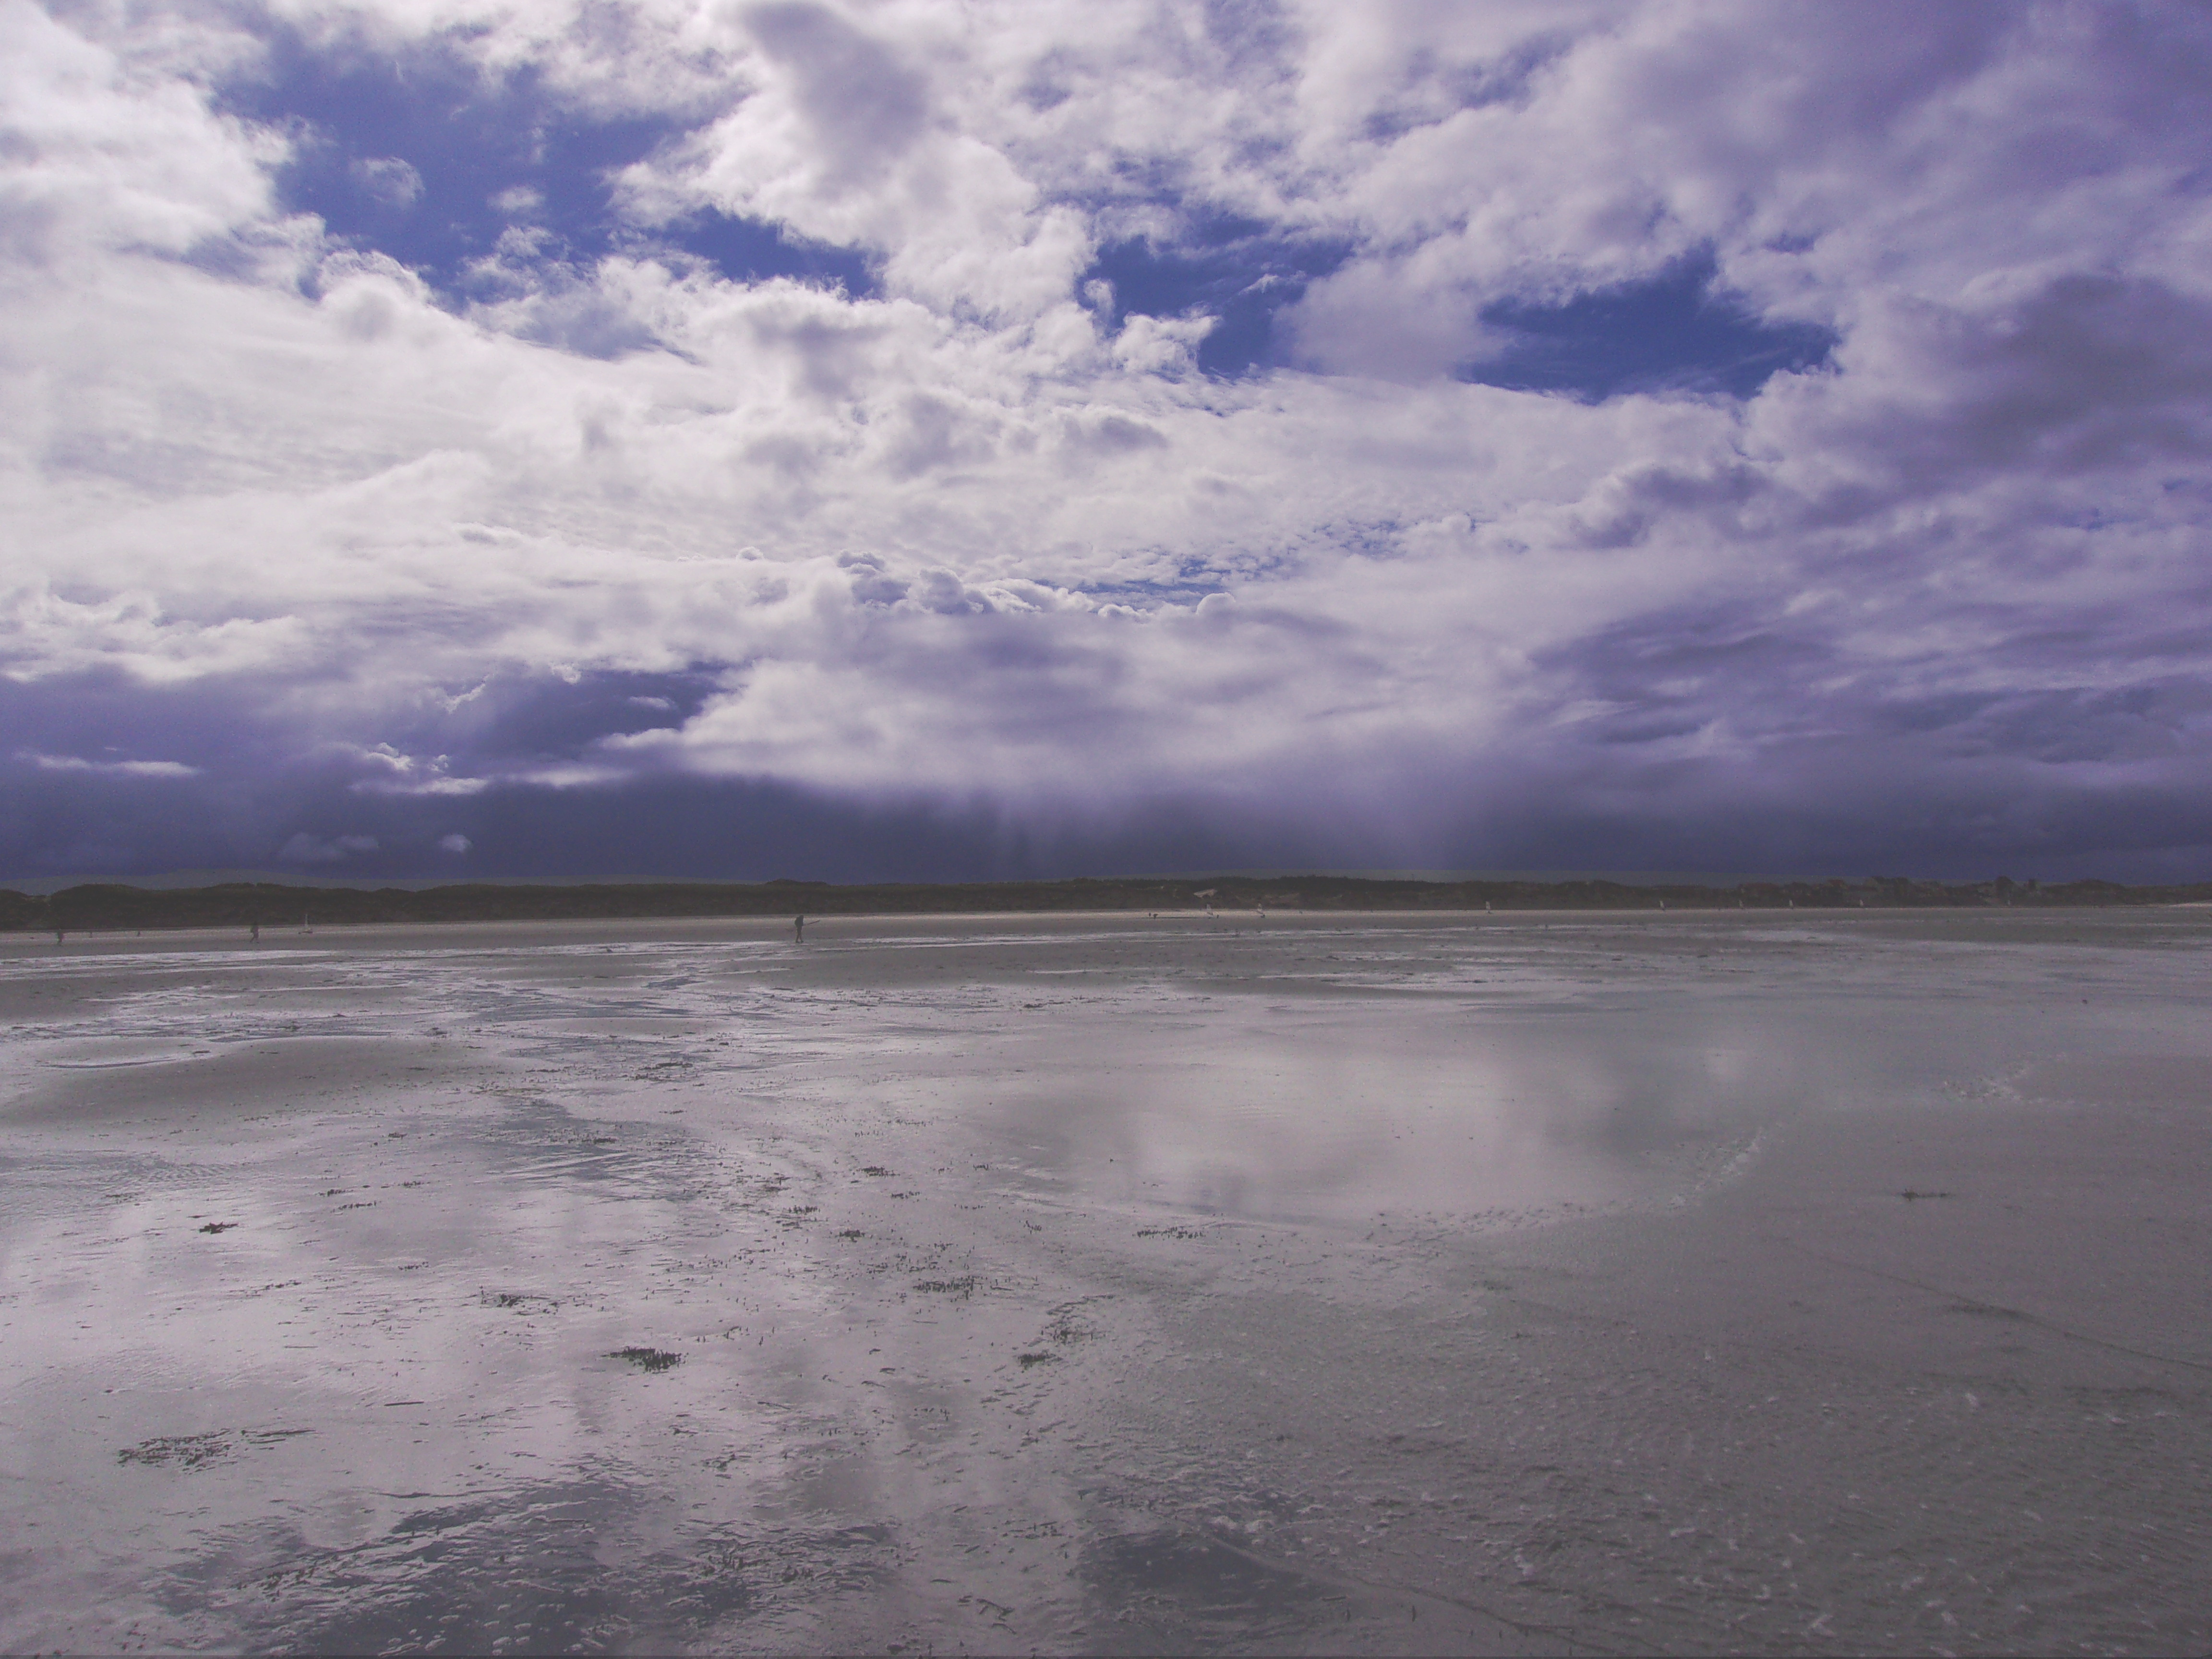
3, 0, 2210, 879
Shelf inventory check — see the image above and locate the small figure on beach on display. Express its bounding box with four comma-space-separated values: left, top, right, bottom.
250, 921, 260, 942
53, 927, 63, 945
793, 914, 805, 944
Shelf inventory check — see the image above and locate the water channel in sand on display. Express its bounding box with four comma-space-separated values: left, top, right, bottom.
1, 909, 2208, 1653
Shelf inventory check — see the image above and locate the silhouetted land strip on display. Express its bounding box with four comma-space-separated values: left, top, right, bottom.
5, 874, 2208, 933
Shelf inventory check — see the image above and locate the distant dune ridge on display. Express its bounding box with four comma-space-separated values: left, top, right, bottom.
6, 874, 2209, 932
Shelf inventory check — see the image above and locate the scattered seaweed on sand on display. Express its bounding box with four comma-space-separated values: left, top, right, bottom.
482, 1291, 559, 1314
913, 1275, 977, 1299
1899, 1189, 1957, 1201
198, 1222, 238, 1234
118, 1432, 233, 1468
118, 1428, 309, 1468
610, 1346, 684, 1372
1044, 1304, 1102, 1346
1016, 1351, 1058, 1369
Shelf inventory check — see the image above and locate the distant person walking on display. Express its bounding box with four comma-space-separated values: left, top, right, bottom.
794, 914, 805, 944
53, 927, 63, 946
250, 921, 260, 943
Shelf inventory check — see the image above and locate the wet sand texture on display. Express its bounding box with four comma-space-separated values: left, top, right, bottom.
2, 910, 2208, 1654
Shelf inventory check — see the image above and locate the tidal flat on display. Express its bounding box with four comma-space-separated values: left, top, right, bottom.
1, 910, 2208, 1655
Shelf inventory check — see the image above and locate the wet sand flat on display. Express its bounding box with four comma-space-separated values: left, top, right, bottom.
1, 910, 2208, 1654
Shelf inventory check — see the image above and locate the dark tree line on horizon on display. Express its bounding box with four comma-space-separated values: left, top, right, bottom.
5, 873, 2209, 934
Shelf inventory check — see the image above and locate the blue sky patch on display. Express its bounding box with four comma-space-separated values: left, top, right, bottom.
219, 29, 874, 301
1463, 254, 1836, 400
661, 212, 878, 295
1084, 231, 1351, 377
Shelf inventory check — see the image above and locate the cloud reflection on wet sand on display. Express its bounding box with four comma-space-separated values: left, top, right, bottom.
2, 911, 2209, 1653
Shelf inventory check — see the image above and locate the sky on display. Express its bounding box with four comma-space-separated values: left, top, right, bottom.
4, 0, 2211, 885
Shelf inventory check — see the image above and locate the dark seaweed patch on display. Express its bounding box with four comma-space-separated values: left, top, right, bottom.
120, 1432, 233, 1468
610, 1346, 684, 1372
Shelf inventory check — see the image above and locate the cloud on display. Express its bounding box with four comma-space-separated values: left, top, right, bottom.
0, 0, 277, 264
19, 751, 202, 778
352, 155, 423, 207
4, 0, 2211, 881
740, 2, 931, 189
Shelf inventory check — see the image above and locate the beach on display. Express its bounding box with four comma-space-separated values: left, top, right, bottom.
1, 909, 2207, 1654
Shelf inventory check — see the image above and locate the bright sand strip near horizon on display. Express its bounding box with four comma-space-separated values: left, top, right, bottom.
0, 909, 2207, 1654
